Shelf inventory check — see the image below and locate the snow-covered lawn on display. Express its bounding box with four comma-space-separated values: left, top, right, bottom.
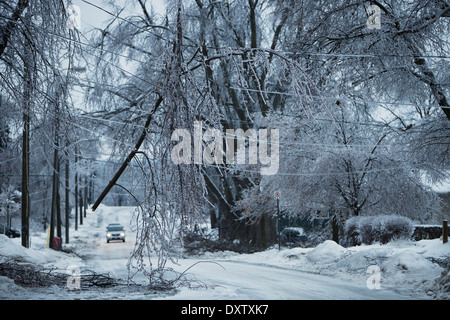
0, 205, 448, 300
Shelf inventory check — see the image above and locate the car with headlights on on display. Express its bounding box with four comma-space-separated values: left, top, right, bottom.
106, 224, 125, 243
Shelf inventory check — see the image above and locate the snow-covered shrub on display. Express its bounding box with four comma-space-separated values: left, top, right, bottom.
360, 220, 376, 245
381, 216, 414, 244
345, 215, 414, 245
344, 219, 359, 245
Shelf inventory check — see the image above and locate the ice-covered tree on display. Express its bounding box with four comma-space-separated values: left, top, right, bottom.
236, 103, 442, 244
0, 0, 83, 246
84, 0, 320, 284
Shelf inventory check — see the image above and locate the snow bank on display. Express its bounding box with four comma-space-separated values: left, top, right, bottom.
430, 266, 450, 299
208, 238, 448, 299
0, 234, 81, 268
414, 239, 450, 259
381, 250, 442, 283
0, 235, 48, 264
307, 240, 348, 264
0, 275, 25, 298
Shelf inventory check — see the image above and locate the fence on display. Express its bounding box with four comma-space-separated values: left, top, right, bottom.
412, 220, 448, 242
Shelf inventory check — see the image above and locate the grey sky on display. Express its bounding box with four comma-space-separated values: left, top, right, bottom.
72, 0, 167, 33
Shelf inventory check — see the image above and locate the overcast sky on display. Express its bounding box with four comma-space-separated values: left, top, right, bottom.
72, 0, 167, 33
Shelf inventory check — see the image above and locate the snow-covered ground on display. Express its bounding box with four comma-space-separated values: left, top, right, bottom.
0, 205, 448, 300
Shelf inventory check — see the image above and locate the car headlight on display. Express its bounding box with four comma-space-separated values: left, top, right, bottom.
120, 232, 125, 237
107, 233, 112, 237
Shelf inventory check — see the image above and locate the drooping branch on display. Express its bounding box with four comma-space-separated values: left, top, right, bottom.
0, 0, 30, 58
91, 95, 163, 211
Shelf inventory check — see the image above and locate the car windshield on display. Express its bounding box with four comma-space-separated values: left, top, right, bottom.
107, 226, 124, 232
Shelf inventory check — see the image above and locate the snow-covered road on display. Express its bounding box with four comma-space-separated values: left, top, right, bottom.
2, 205, 446, 300
74, 205, 426, 300
80, 239, 415, 300
160, 259, 414, 300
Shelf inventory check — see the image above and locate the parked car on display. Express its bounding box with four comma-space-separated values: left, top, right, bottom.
106, 224, 125, 243
280, 227, 307, 247
0, 223, 21, 238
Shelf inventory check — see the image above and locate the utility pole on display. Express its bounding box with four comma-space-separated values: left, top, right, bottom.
444, 220, 448, 244
83, 176, 87, 218
65, 140, 70, 243
49, 151, 56, 249
88, 172, 95, 204
49, 126, 59, 249
21, 12, 32, 248
56, 160, 62, 240
50, 92, 62, 250
274, 191, 281, 251
74, 145, 78, 231
79, 174, 83, 226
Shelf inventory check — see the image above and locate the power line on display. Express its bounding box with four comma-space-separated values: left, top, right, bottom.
229, 86, 450, 110
202, 162, 419, 177
0, 16, 162, 87
0, 6, 443, 165
46, 30, 150, 66
67, 121, 413, 177
71, 122, 137, 150
70, 109, 396, 151
77, 113, 147, 129
70, 83, 410, 129
7, 14, 443, 113
70, 73, 441, 129
279, 50, 450, 60
78, 0, 450, 60
0, 15, 151, 66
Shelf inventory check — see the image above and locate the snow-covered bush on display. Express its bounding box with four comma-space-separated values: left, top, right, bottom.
345, 215, 414, 245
